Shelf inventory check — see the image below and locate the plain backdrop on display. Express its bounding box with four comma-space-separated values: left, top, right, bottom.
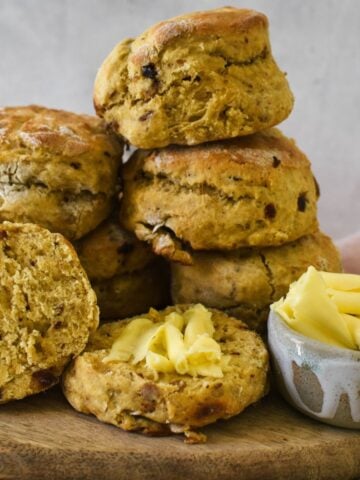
0, 0, 359, 240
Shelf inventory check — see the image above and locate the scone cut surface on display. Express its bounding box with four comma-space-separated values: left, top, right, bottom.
171, 232, 342, 332
94, 7, 294, 148
120, 129, 319, 263
75, 217, 170, 319
0, 222, 99, 403
63, 305, 269, 442
0, 105, 123, 240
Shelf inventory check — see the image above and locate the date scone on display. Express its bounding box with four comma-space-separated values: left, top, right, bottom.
63, 304, 269, 443
0, 105, 122, 240
94, 7, 294, 148
171, 232, 342, 332
75, 218, 170, 319
120, 129, 319, 264
0, 222, 99, 404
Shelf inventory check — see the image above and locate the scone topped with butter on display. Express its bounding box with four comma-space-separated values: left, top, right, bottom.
63, 304, 269, 443
94, 7, 294, 148
0, 105, 122, 240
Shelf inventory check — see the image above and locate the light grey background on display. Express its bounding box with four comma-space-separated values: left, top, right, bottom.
0, 0, 359, 240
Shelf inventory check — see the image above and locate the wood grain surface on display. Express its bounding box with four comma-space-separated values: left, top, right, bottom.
1, 387, 360, 480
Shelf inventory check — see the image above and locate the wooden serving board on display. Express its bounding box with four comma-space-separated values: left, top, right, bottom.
0, 387, 359, 480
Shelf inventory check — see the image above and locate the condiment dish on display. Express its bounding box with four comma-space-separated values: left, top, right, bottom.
268, 310, 360, 429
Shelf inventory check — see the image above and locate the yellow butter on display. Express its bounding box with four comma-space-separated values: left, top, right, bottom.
183, 304, 214, 347
104, 318, 154, 362
326, 289, 360, 315
104, 304, 227, 378
320, 271, 360, 291
146, 351, 174, 373
272, 266, 360, 350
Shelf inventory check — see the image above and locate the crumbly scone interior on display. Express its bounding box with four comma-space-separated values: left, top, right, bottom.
0, 225, 98, 399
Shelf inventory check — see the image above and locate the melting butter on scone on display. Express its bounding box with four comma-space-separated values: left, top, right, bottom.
272, 267, 360, 349
104, 304, 229, 377
62, 305, 269, 443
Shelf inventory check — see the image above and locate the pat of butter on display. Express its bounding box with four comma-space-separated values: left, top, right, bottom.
271, 266, 360, 350
104, 304, 227, 377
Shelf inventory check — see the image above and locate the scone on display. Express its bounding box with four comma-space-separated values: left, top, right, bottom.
171, 232, 342, 332
0, 105, 122, 240
75, 218, 170, 319
120, 129, 319, 264
94, 7, 294, 148
62, 305, 269, 442
0, 222, 99, 404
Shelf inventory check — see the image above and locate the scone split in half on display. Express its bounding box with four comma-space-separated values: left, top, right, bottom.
0, 222, 99, 404
94, 7, 294, 148
62, 305, 269, 443
0, 105, 123, 240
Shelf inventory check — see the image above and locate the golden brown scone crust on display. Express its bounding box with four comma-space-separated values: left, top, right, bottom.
0, 105, 123, 240
171, 232, 342, 332
0, 222, 99, 404
75, 217, 171, 319
94, 7, 294, 148
62, 305, 269, 441
120, 129, 319, 262
75, 217, 154, 280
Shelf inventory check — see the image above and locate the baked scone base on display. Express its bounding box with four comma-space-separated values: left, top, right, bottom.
63, 306, 269, 442
171, 232, 342, 331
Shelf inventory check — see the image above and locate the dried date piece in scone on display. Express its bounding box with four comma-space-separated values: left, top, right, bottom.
0, 105, 122, 240
62, 305, 269, 443
94, 7, 294, 148
171, 232, 342, 332
0, 222, 99, 404
75, 218, 170, 319
120, 129, 319, 263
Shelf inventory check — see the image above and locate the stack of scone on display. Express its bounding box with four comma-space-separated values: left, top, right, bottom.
0, 7, 342, 443
61, 7, 341, 442
93, 7, 341, 332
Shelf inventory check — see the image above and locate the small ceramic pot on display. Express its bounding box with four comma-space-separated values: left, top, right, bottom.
268, 310, 360, 429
